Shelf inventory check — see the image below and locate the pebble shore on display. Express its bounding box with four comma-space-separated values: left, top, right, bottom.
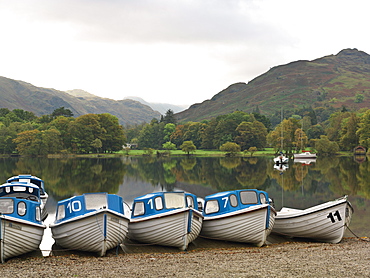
1, 237, 369, 278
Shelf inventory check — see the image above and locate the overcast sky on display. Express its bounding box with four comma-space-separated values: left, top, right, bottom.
1, 0, 369, 106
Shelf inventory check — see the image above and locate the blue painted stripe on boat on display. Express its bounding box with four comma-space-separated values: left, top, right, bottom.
266, 206, 270, 229
103, 214, 107, 239
187, 210, 192, 233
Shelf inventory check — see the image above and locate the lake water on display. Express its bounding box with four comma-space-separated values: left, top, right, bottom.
1, 155, 369, 256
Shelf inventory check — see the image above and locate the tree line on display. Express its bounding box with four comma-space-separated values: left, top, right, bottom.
1, 105, 370, 155
126, 107, 370, 155
0, 107, 126, 155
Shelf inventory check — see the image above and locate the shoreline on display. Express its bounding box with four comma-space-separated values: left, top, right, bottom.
1, 237, 369, 277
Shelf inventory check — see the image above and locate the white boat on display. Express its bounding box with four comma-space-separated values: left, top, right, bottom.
50, 192, 130, 256
293, 151, 317, 159
272, 196, 353, 243
0, 184, 46, 263
201, 189, 276, 247
128, 191, 204, 250
293, 158, 316, 165
273, 153, 289, 165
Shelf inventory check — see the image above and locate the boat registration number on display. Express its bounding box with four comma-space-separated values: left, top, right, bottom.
7, 223, 22, 230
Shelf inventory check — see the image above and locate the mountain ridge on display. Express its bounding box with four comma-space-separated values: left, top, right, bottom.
0, 77, 161, 125
176, 48, 370, 122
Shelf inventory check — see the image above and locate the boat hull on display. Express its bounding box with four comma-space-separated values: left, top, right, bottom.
272, 196, 353, 243
0, 217, 45, 263
201, 204, 275, 247
128, 208, 203, 250
293, 152, 317, 159
50, 210, 129, 256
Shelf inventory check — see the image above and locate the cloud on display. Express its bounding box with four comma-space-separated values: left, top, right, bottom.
4, 0, 289, 45
1, 0, 370, 106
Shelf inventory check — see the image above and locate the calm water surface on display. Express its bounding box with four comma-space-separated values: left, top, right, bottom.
1, 155, 368, 256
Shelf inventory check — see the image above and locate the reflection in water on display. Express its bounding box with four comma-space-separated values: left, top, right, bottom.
0, 155, 369, 256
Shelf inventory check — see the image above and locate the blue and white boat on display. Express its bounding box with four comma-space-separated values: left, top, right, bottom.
128, 191, 204, 250
0, 182, 46, 263
0, 181, 48, 221
50, 192, 130, 256
201, 189, 276, 247
7, 175, 48, 206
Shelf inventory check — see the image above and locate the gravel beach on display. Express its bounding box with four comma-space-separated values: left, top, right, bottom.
1, 237, 369, 278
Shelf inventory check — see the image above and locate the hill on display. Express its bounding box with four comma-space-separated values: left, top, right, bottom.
176, 48, 370, 122
66, 91, 188, 114
0, 77, 161, 125
123, 96, 188, 114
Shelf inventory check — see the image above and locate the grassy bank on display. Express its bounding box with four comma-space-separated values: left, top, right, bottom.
2, 148, 355, 158
116, 148, 277, 157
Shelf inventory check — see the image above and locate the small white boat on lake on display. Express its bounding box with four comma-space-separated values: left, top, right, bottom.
128, 191, 203, 250
201, 189, 276, 247
293, 151, 317, 159
273, 152, 289, 165
293, 158, 316, 165
0, 183, 46, 263
50, 192, 130, 256
272, 195, 353, 243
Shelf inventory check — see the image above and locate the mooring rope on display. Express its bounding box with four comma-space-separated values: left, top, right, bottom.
345, 224, 370, 242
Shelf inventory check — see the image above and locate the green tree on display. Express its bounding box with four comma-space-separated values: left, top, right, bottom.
91, 138, 103, 153
13, 129, 42, 155
315, 135, 339, 155
220, 142, 241, 156
162, 141, 176, 151
326, 111, 351, 142
246, 146, 257, 157
294, 128, 308, 152
68, 114, 104, 153
98, 113, 126, 153
137, 120, 165, 149
48, 116, 75, 151
51, 107, 74, 117
183, 122, 205, 148
0, 124, 17, 154
12, 109, 37, 122
355, 93, 365, 103
252, 112, 271, 131
162, 141, 176, 150
180, 140, 196, 155
267, 118, 296, 153
306, 124, 325, 140
357, 110, 370, 149
235, 121, 267, 150
42, 128, 63, 154
163, 123, 176, 142
170, 124, 186, 147
161, 109, 177, 124
0, 108, 11, 118
201, 118, 218, 149
339, 113, 359, 151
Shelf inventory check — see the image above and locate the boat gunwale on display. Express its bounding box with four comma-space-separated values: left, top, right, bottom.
0, 215, 46, 228
129, 207, 203, 223
49, 209, 129, 228
203, 204, 276, 221
275, 198, 353, 220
